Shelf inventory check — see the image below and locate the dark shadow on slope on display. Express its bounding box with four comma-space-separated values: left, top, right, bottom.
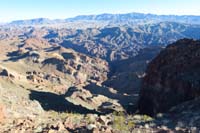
103, 46, 163, 95
60, 40, 90, 55
44, 46, 61, 52
44, 31, 58, 39
4, 50, 29, 62
83, 82, 138, 113
61, 52, 75, 60
29, 90, 99, 114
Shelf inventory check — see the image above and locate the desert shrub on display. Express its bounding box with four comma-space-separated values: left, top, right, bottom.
143, 114, 153, 122
112, 111, 135, 132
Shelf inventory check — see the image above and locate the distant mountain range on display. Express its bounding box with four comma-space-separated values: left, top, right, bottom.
9, 18, 65, 25
2, 21, 200, 61
66, 12, 200, 24
7, 12, 200, 26
51, 22, 200, 61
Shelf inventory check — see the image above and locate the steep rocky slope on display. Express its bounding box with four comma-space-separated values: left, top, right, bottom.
103, 46, 162, 95
138, 39, 200, 116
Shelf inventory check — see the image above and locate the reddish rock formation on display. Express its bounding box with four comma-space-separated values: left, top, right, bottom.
138, 39, 200, 116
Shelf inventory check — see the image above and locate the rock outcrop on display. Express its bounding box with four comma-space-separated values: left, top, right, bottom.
138, 39, 200, 116
42, 51, 109, 84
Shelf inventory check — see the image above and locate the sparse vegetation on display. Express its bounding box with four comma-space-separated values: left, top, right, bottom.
112, 111, 135, 132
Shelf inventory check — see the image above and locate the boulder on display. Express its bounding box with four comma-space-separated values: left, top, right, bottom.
86, 124, 97, 130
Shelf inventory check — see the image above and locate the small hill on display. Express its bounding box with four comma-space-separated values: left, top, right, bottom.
23, 38, 51, 50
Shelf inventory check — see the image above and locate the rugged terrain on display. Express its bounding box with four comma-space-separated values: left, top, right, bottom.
139, 39, 200, 128
0, 13, 200, 132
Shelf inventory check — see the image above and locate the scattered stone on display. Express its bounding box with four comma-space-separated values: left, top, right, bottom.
87, 124, 97, 130
156, 113, 163, 118
161, 125, 168, 130
133, 115, 142, 120
48, 129, 56, 133
64, 117, 74, 129
144, 124, 149, 129
57, 121, 65, 131
34, 125, 43, 132
175, 127, 181, 131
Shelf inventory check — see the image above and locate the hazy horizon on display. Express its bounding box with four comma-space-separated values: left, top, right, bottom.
0, 0, 200, 22
4, 12, 200, 22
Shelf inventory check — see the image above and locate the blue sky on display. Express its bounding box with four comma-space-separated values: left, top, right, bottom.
0, 0, 200, 22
